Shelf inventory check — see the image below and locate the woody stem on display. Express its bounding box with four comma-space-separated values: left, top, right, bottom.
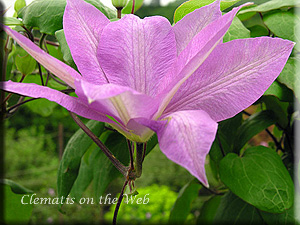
69, 112, 128, 176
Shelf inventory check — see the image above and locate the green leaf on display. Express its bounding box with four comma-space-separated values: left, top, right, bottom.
260, 206, 296, 225
18, 0, 116, 35
238, 0, 300, 14
223, 16, 250, 42
22, 73, 42, 84
174, 0, 241, 23
242, 12, 266, 30
93, 131, 129, 200
85, 0, 117, 19
197, 195, 222, 224
237, 4, 257, 21
218, 113, 243, 148
248, 25, 269, 37
169, 179, 201, 223
0, 179, 33, 194
214, 191, 264, 224
219, 146, 294, 213
145, 134, 158, 155
57, 120, 104, 207
47, 44, 64, 61
233, 110, 278, 152
210, 113, 243, 164
18, 0, 66, 35
219, 0, 242, 10
55, 29, 78, 69
14, 0, 26, 14
205, 155, 220, 186
264, 81, 294, 102
69, 145, 95, 202
15, 54, 36, 75
218, 113, 243, 151
3, 17, 23, 26
277, 57, 300, 100
1, 183, 33, 224
122, 0, 143, 14
24, 98, 57, 117
262, 95, 289, 128
263, 10, 299, 50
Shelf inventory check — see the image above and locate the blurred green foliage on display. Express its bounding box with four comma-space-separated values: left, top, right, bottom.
104, 184, 179, 224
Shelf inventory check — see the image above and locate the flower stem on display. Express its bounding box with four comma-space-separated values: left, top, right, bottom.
117, 7, 122, 19
69, 112, 128, 176
135, 143, 144, 178
113, 180, 128, 225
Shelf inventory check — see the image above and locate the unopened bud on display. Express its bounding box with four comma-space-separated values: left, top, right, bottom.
112, 0, 128, 9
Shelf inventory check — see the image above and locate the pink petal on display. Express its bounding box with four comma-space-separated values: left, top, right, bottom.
0, 81, 111, 122
64, 0, 110, 84
165, 37, 294, 122
133, 110, 218, 187
97, 14, 177, 97
75, 79, 158, 126
2, 26, 81, 88
173, 0, 221, 55
155, 4, 249, 118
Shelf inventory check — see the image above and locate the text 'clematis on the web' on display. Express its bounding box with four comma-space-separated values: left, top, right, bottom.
0, 0, 294, 187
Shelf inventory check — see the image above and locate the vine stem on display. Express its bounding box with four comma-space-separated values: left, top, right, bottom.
216, 132, 225, 157
23, 26, 45, 86
5, 89, 74, 116
69, 112, 128, 176
113, 180, 128, 225
7, 98, 37, 114
34, 37, 59, 47
258, 12, 271, 36
2, 74, 26, 105
37, 33, 46, 86
40, 34, 51, 86
131, 0, 135, 14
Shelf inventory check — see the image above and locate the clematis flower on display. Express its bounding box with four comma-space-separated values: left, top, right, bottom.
0, 0, 294, 187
